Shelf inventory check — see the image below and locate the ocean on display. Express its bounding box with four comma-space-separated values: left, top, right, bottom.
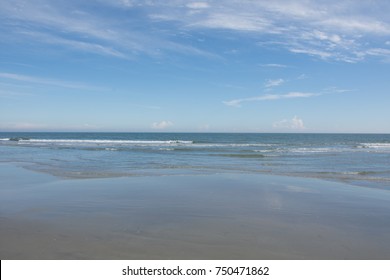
0, 132, 389, 188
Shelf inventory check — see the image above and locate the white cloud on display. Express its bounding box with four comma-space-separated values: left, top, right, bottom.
323, 87, 353, 94
289, 47, 333, 59
223, 99, 243, 107
320, 18, 390, 35
143, 0, 390, 62
2, 0, 390, 62
260, 63, 288, 68
283, 92, 317, 98
265, 78, 284, 88
192, 13, 271, 32
34, 32, 127, 58
152, 120, 173, 129
311, 30, 341, 43
187, 2, 210, 9
273, 116, 306, 130
223, 92, 318, 107
118, 0, 136, 7
365, 48, 390, 56
349, 47, 390, 62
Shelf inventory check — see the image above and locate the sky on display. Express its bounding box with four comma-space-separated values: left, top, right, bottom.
1, 0, 390, 133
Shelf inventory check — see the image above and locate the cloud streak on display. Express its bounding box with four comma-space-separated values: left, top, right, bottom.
265, 78, 284, 88
0, 72, 104, 91
0, 0, 215, 60
223, 92, 318, 107
260, 63, 288, 68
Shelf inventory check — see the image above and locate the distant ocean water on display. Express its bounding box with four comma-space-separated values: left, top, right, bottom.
1, 132, 389, 188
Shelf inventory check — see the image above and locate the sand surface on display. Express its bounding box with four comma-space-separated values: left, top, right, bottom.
1, 163, 390, 259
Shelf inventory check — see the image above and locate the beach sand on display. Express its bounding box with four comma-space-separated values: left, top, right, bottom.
1, 163, 390, 259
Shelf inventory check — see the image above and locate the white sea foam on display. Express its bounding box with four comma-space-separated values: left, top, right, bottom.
191, 143, 277, 148
361, 143, 390, 149
289, 147, 342, 153
341, 171, 360, 175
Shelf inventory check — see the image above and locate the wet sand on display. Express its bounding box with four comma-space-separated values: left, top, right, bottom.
1, 163, 390, 259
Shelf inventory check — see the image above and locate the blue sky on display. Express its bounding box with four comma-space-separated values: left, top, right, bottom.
1, 0, 390, 133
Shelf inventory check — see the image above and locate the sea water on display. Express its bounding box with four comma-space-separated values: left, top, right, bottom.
0, 132, 389, 188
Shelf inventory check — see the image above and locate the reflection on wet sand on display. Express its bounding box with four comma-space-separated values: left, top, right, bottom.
1, 164, 390, 259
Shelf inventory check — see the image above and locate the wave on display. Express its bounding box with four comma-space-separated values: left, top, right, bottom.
3, 137, 389, 154
216, 153, 266, 158
0, 138, 282, 148
340, 171, 379, 176
2, 139, 194, 145
289, 147, 345, 153
189, 143, 278, 148
360, 143, 390, 149
0, 137, 31, 141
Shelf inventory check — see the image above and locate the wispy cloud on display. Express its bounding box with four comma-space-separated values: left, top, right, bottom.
364, 48, 390, 57
186, 2, 210, 9
223, 92, 318, 107
142, 0, 390, 62
265, 78, 284, 88
0, 88, 32, 98
1, 0, 390, 62
19, 31, 128, 59
289, 47, 333, 59
223, 85, 352, 107
0, 0, 215, 60
320, 17, 390, 35
322, 87, 353, 94
0, 72, 103, 91
189, 12, 272, 32
260, 63, 288, 68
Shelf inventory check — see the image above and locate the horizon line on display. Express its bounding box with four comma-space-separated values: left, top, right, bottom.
1, 131, 389, 135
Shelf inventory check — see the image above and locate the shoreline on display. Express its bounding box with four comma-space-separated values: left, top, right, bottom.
1, 163, 390, 259
4, 160, 389, 191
